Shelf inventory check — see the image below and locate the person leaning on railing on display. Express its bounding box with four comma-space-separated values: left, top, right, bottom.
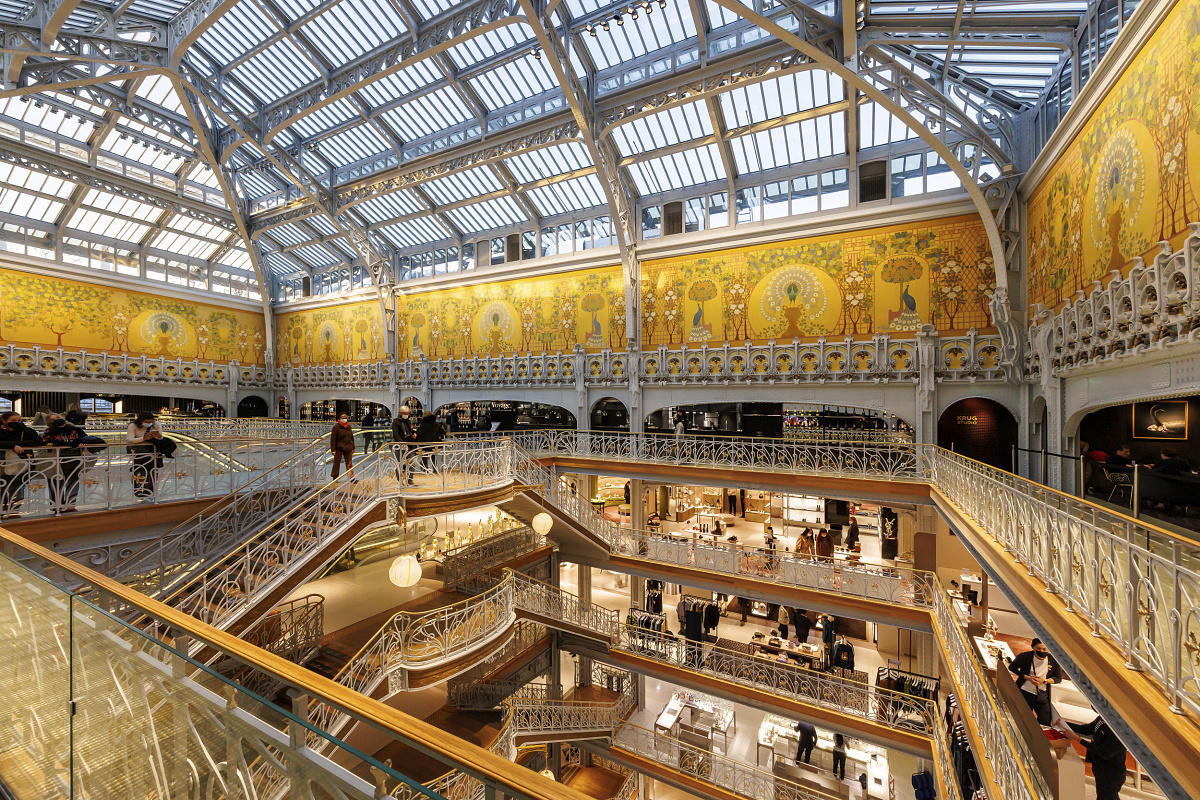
392, 406, 417, 486
41, 413, 86, 513
126, 411, 165, 500
0, 411, 42, 520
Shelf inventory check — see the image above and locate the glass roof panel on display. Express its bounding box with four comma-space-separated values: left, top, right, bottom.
264, 223, 311, 247
68, 208, 152, 242
582, 3, 696, 70
526, 174, 607, 217
444, 24, 535, 70
719, 69, 843, 128
125, 0, 192, 20
297, 0, 409, 64
626, 143, 724, 195
504, 141, 593, 183
378, 216, 450, 248
198, 2, 276, 62
610, 100, 712, 158
293, 243, 342, 267
305, 214, 340, 236
729, 111, 846, 172
352, 191, 426, 223
444, 195, 527, 234
286, 99, 360, 139
148, 229, 222, 260
423, 167, 503, 206
379, 87, 474, 142
0, 162, 71, 222
355, 62, 443, 108
467, 54, 558, 111
316, 126, 392, 169
230, 40, 324, 103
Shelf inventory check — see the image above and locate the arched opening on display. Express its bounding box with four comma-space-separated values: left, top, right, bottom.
937, 398, 1017, 471
400, 396, 424, 417
299, 400, 391, 422
591, 397, 629, 432
646, 402, 912, 439
277, 397, 291, 419
433, 400, 576, 432
237, 395, 269, 418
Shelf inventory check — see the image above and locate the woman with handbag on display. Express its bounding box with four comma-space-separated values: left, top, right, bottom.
0, 411, 42, 519
41, 414, 85, 513
126, 412, 163, 500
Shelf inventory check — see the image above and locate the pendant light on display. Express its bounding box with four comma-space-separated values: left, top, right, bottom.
532, 512, 553, 535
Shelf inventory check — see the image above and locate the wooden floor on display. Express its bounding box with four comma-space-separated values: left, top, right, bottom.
564, 685, 623, 705
364, 705, 502, 785
564, 765, 628, 799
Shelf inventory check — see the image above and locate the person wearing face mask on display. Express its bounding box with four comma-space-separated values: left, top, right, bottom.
0, 411, 43, 519
1007, 638, 1063, 725
126, 411, 163, 500
41, 413, 86, 513
391, 405, 417, 485
329, 413, 356, 480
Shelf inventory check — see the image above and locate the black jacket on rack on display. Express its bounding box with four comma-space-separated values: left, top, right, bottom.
832, 641, 855, 670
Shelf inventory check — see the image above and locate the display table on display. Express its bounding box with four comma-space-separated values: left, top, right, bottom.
655, 690, 734, 751
973, 636, 1015, 671
774, 761, 851, 799
751, 637, 822, 668
757, 714, 799, 766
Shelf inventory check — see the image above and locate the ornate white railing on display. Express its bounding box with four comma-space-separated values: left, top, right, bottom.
640, 332, 1004, 385
0, 343, 269, 387
507, 699, 623, 737
98, 437, 327, 596
508, 570, 620, 644
443, 527, 546, 592
308, 579, 518, 747
79, 418, 330, 439
396, 439, 516, 497
1, 435, 314, 521
507, 440, 621, 546
614, 528, 934, 610
612, 626, 934, 736
929, 448, 1200, 720
446, 621, 553, 711
1025, 224, 1200, 380
610, 720, 846, 800
128, 445, 402, 637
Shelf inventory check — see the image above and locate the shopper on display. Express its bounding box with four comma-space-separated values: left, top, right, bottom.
30, 405, 52, 426
1007, 638, 1062, 726
815, 528, 835, 562
778, 605, 790, 639
1064, 715, 1127, 800
727, 491, 737, 514
1150, 447, 1192, 475
1107, 444, 1134, 468
738, 597, 749, 626
794, 609, 812, 643
416, 411, 445, 472
329, 413, 355, 480
821, 614, 836, 662
798, 531, 815, 559
126, 411, 164, 499
793, 720, 816, 764
845, 516, 860, 550
476, 409, 492, 432
65, 402, 88, 427
41, 413, 85, 513
832, 733, 847, 780
392, 405, 417, 485
0, 411, 41, 518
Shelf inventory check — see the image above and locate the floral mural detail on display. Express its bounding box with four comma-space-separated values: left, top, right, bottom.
274, 301, 384, 366
640, 215, 995, 348
1028, 0, 1200, 313
0, 268, 265, 363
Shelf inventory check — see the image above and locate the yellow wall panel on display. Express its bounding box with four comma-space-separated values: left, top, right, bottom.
0, 267, 266, 364
640, 215, 996, 348
1026, 0, 1200, 313
275, 300, 385, 366
399, 265, 625, 360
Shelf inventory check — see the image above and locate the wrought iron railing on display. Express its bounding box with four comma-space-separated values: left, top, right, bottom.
507, 439, 621, 546
509, 570, 620, 643
396, 439, 517, 496
443, 527, 546, 592
97, 436, 328, 597
613, 528, 935, 610
0, 435, 317, 521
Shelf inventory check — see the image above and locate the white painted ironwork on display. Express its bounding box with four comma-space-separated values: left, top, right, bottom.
395, 439, 516, 497
0, 344, 269, 388
443, 526, 547, 594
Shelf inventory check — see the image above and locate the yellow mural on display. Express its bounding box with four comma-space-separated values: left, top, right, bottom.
0, 268, 266, 364
641, 215, 996, 348
1027, 0, 1200, 313
399, 265, 624, 360
275, 300, 385, 366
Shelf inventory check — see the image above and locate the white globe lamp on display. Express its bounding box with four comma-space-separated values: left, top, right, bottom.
389, 555, 422, 588
532, 512, 553, 535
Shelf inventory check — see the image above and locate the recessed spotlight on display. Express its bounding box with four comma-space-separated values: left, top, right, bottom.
602, 18, 610, 29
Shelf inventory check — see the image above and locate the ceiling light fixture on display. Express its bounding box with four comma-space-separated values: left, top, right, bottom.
614, 13, 622, 25
602, 19, 610, 29
586, 22, 595, 35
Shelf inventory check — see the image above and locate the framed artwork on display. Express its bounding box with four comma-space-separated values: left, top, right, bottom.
1131, 401, 1189, 440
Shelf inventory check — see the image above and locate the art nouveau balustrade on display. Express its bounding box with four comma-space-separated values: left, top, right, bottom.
1026, 224, 1200, 379
0, 435, 317, 521
396, 439, 516, 497
446, 621, 554, 711
82, 417, 331, 440
0, 343, 270, 389
443, 527, 547, 592
272, 332, 1006, 391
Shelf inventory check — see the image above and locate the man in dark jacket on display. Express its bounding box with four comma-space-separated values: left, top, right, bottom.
1065, 715, 1127, 800
1007, 638, 1063, 725
1150, 448, 1192, 475
329, 413, 355, 480
0, 411, 43, 518
41, 414, 86, 512
416, 412, 445, 473
793, 720, 816, 764
392, 405, 417, 485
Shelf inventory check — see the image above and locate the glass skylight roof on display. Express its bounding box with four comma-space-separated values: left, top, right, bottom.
0, 0, 1107, 291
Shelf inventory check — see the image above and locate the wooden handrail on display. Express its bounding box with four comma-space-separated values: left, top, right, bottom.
0, 525, 594, 800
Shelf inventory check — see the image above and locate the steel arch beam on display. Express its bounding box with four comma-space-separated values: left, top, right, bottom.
709, 0, 1021, 375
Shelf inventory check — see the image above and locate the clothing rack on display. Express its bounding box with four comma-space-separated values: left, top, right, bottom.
875, 666, 940, 700
677, 595, 721, 641
646, 579, 664, 614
